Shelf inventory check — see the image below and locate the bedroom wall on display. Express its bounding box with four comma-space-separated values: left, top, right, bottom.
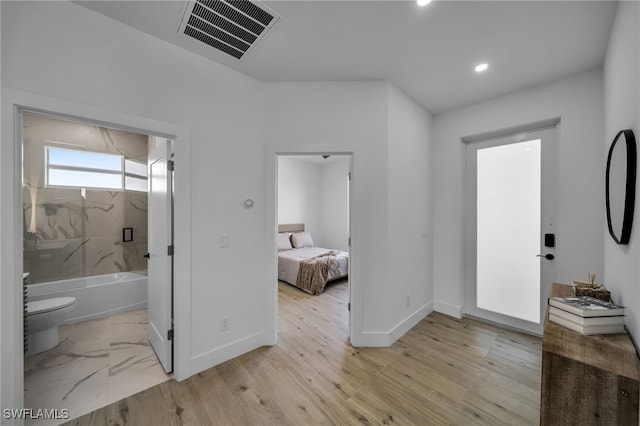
277, 156, 350, 250
603, 1, 640, 347
1, 0, 268, 402
432, 68, 605, 318
277, 157, 323, 237
319, 158, 350, 252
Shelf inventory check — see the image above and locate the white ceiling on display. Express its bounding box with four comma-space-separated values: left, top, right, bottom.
77, 0, 618, 115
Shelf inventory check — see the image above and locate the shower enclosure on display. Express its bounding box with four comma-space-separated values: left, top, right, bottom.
22, 112, 150, 285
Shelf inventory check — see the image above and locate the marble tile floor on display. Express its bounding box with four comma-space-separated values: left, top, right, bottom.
24, 309, 171, 426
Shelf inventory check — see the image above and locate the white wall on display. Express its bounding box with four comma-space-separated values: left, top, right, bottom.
320, 158, 350, 251
265, 81, 390, 338
433, 68, 605, 318
387, 84, 434, 333
1, 0, 269, 402
265, 81, 434, 343
1, 2, 435, 410
603, 1, 640, 346
277, 157, 322, 236
277, 156, 350, 250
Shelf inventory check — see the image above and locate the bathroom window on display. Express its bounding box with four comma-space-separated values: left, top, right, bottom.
124, 159, 148, 192
46, 146, 123, 190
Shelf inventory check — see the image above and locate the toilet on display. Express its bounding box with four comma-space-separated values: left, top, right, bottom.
27, 297, 77, 355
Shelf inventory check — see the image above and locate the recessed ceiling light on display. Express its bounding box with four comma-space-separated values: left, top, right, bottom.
417, 0, 432, 6
475, 63, 489, 72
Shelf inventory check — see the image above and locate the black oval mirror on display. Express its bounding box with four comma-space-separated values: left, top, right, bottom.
606, 129, 636, 245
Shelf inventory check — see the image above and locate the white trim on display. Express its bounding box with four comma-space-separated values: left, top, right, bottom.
0, 88, 192, 417
266, 145, 362, 346
461, 117, 560, 144
389, 302, 432, 344
190, 331, 265, 373
434, 300, 463, 319
360, 302, 433, 347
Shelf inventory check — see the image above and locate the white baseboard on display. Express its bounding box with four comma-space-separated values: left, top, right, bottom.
64, 301, 148, 324
190, 331, 265, 375
359, 301, 433, 347
434, 300, 463, 318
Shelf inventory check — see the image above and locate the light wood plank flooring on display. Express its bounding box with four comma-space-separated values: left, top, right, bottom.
66, 279, 542, 425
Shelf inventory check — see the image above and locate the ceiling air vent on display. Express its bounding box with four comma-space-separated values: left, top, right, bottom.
178, 0, 280, 60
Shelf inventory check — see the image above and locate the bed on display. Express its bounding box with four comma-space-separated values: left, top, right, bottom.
277, 224, 349, 295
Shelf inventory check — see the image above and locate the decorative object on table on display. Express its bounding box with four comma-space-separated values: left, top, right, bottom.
572, 273, 611, 301
548, 294, 626, 335
605, 129, 636, 245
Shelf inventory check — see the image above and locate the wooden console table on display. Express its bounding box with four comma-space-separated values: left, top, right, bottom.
540, 283, 639, 424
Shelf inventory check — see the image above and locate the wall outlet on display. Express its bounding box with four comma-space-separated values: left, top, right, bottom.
220, 316, 230, 332
406, 294, 411, 307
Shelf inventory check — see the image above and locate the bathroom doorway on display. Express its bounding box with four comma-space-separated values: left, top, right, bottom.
20, 111, 173, 421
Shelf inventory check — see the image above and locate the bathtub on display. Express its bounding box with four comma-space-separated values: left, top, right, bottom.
27, 272, 147, 324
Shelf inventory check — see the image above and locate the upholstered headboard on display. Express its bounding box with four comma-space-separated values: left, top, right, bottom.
278, 223, 305, 233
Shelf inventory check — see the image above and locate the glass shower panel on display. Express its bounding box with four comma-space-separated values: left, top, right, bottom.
22, 112, 150, 283
476, 139, 541, 323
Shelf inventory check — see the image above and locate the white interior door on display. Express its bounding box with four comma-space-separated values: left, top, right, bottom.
465, 127, 556, 335
147, 138, 173, 373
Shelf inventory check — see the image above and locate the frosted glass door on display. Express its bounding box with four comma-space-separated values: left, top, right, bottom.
477, 140, 540, 322
465, 127, 556, 335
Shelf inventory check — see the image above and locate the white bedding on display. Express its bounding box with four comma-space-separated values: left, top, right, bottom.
278, 246, 349, 289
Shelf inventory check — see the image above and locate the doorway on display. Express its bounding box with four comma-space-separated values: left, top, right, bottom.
275, 154, 352, 341
464, 125, 557, 335
19, 110, 173, 420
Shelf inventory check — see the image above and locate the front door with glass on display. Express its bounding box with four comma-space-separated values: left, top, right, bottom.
465, 127, 557, 335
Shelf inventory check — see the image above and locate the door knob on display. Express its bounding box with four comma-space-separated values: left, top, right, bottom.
144, 253, 150, 259
537, 253, 554, 260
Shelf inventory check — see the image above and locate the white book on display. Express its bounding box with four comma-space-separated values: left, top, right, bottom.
549, 313, 626, 335
548, 296, 625, 317
549, 306, 625, 326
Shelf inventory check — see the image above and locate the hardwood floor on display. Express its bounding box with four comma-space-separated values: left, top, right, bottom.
66, 280, 542, 425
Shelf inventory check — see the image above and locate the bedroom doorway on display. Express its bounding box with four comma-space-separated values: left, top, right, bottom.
276, 154, 352, 342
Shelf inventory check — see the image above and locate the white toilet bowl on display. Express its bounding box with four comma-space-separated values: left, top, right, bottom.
27, 297, 77, 355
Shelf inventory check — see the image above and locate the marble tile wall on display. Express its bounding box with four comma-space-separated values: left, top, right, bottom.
22, 113, 150, 284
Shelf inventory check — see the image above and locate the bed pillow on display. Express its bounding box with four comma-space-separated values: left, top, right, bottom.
291, 231, 314, 248
277, 233, 293, 251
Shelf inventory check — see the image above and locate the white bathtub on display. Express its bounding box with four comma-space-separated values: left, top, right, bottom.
27, 272, 147, 324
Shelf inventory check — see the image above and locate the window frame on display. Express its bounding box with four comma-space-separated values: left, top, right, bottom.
44, 145, 124, 191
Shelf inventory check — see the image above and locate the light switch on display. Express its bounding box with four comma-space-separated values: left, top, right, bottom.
219, 234, 230, 248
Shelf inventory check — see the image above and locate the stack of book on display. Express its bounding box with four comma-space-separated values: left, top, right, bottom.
548, 296, 625, 335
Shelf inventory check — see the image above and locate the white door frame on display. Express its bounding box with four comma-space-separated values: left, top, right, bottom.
1, 89, 192, 416
266, 145, 363, 346
462, 118, 559, 336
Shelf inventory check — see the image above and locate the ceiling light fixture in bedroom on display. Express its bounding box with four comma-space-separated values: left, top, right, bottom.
417, 0, 432, 6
